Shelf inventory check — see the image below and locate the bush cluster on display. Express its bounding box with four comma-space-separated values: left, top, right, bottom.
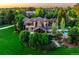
19, 30, 51, 49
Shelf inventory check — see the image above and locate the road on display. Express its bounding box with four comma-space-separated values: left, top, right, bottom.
0, 25, 14, 30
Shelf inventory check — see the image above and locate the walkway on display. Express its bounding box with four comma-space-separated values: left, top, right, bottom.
0, 25, 14, 30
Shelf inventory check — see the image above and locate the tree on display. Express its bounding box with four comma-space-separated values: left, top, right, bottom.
19, 30, 30, 46
36, 8, 45, 17
46, 11, 53, 19
60, 17, 65, 31
15, 11, 25, 32
7, 9, 15, 24
52, 8, 59, 18
29, 32, 49, 49
42, 32, 49, 45
0, 9, 6, 24
29, 32, 42, 48
68, 9, 77, 19
46, 8, 59, 19
52, 22, 58, 35
29, 32, 36, 48
0, 9, 16, 25
57, 8, 66, 27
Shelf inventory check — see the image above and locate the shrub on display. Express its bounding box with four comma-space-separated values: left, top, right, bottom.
29, 32, 38, 48
29, 32, 49, 49
68, 26, 79, 45
41, 32, 49, 45
19, 30, 30, 46
69, 36, 79, 45
69, 26, 79, 35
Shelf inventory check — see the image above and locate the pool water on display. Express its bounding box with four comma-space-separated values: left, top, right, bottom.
64, 31, 68, 35
63, 31, 68, 38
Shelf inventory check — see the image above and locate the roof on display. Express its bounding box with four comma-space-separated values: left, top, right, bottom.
32, 17, 47, 22
23, 17, 30, 22
33, 26, 47, 31
23, 17, 32, 25
33, 26, 50, 32
23, 17, 57, 25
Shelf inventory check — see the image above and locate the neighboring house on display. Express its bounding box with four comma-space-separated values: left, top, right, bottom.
23, 17, 57, 32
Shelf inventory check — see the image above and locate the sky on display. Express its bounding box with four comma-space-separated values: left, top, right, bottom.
0, 3, 76, 8
0, 0, 76, 8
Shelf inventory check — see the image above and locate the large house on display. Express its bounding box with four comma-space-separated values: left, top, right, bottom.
23, 17, 57, 32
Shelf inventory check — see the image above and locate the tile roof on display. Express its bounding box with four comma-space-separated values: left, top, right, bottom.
33, 26, 47, 31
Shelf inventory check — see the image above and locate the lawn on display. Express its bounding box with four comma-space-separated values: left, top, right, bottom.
0, 27, 79, 55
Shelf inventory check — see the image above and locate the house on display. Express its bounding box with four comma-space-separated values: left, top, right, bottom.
23, 17, 57, 32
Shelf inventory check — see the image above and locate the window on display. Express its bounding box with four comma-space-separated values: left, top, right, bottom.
26, 28, 28, 30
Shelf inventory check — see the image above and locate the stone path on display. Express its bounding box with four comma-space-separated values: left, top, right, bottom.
0, 25, 14, 30
52, 40, 61, 47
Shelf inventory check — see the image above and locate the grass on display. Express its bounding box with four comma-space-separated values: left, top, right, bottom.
0, 27, 79, 55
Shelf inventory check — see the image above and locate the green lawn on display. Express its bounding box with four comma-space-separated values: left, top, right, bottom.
0, 27, 79, 55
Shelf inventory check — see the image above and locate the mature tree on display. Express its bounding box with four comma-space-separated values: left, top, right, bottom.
52, 8, 59, 18
74, 3, 79, 15
19, 30, 30, 46
60, 17, 65, 31
46, 11, 53, 19
68, 8, 77, 19
7, 9, 15, 24
0, 9, 16, 25
52, 22, 58, 35
0, 9, 6, 24
28, 7, 35, 11
29, 32, 37, 48
41, 32, 49, 45
66, 8, 77, 27
15, 9, 25, 32
29, 32, 42, 48
46, 8, 59, 19
57, 8, 64, 27
29, 32, 49, 49
36, 8, 45, 17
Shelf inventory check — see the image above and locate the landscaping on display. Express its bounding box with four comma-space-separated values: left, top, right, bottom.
1, 4, 79, 55
0, 26, 79, 55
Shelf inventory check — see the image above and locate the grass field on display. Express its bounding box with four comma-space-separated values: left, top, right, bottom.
0, 27, 79, 55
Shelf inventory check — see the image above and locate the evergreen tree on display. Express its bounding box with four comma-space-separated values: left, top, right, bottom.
60, 18, 65, 31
